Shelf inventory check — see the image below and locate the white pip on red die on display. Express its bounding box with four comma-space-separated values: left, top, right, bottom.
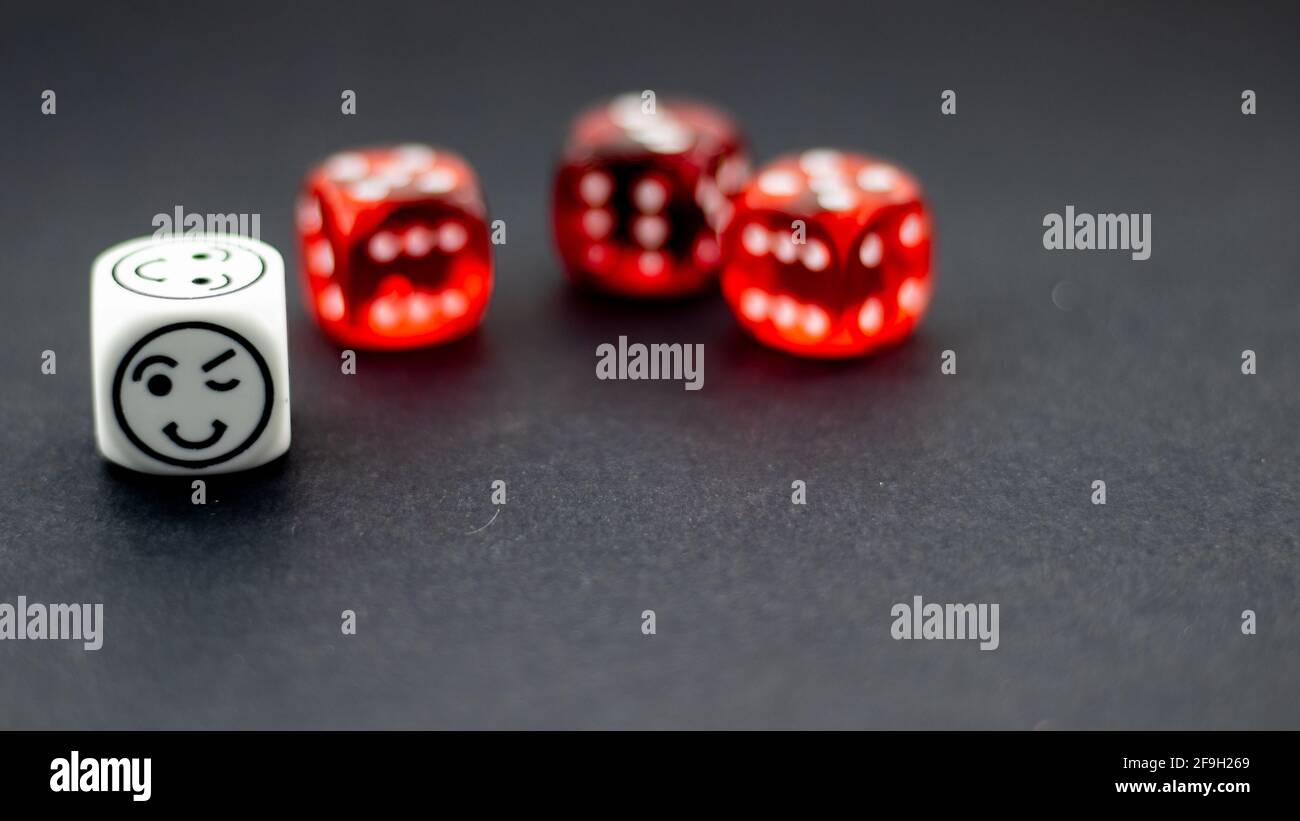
90, 234, 292, 475
297, 144, 493, 350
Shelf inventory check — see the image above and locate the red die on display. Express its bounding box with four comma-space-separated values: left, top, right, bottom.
721, 149, 933, 358
551, 93, 750, 298
297, 144, 493, 350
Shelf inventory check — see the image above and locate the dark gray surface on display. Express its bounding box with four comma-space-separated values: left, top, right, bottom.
1, 0, 1297, 729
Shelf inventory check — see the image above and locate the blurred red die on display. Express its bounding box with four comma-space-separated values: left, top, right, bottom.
721, 149, 933, 358
297, 144, 492, 350
552, 93, 750, 298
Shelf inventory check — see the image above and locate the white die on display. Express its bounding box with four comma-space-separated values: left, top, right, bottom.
90, 234, 291, 475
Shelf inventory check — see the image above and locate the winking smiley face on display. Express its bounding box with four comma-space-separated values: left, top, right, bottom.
112, 323, 273, 468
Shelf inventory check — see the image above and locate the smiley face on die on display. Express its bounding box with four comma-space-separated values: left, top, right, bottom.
112, 323, 274, 469
111, 238, 267, 299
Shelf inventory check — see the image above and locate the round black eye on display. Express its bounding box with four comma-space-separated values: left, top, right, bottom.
192, 277, 211, 285
147, 374, 172, 396
192, 252, 209, 260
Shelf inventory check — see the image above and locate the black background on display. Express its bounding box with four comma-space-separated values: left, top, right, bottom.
1, 0, 1297, 729
3, 731, 1282, 807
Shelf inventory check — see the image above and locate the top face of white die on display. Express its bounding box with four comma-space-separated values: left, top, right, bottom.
97, 235, 273, 301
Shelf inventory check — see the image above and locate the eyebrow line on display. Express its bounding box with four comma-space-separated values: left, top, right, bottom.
201, 349, 237, 372
131, 354, 178, 381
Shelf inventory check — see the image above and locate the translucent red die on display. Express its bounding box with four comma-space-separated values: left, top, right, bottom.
720, 149, 933, 358
552, 93, 751, 298
297, 144, 493, 350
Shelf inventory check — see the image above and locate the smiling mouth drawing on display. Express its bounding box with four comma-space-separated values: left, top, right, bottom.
162, 420, 228, 449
